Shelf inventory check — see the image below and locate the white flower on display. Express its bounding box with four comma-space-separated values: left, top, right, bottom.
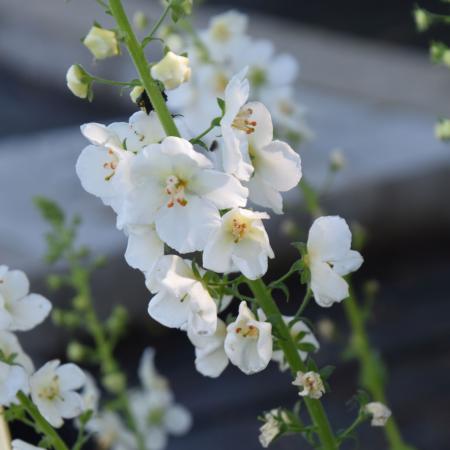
244, 101, 302, 214
364, 402, 392, 427
146, 255, 218, 336
12, 440, 44, 450
0, 266, 51, 332
224, 302, 272, 375
151, 51, 191, 90
220, 69, 254, 181
292, 371, 325, 399
259, 409, 281, 448
30, 360, 85, 428
203, 208, 274, 280
124, 224, 164, 273
329, 149, 345, 171
76, 111, 165, 221
0, 361, 29, 406
0, 331, 34, 373
66, 65, 90, 99
80, 372, 100, 413
187, 318, 229, 377
87, 411, 136, 450
124, 136, 247, 253
83, 26, 119, 60
306, 216, 363, 307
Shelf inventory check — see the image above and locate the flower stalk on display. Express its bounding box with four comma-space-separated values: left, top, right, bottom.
0, 407, 11, 450
246, 278, 338, 450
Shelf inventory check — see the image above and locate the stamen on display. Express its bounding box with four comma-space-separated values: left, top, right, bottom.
231, 218, 247, 243
232, 108, 257, 134
166, 175, 188, 208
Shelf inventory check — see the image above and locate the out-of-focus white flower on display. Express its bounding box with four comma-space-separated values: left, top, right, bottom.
151, 51, 191, 90
306, 216, 363, 307
87, 411, 136, 450
317, 318, 336, 341
12, 440, 44, 450
124, 224, 164, 273
80, 372, 100, 413
0, 361, 29, 406
329, 149, 345, 171
146, 255, 218, 336
244, 101, 302, 214
220, 69, 254, 181
292, 371, 325, 399
0, 266, 51, 332
0, 331, 34, 374
187, 318, 229, 377
66, 65, 90, 99
364, 402, 392, 427
203, 208, 274, 280
124, 136, 247, 253
30, 360, 85, 428
83, 26, 119, 60
224, 302, 272, 375
259, 409, 281, 448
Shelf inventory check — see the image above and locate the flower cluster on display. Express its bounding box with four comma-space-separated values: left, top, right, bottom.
164, 10, 312, 145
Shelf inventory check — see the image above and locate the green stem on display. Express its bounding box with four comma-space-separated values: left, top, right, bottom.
90, 75, 139, 87
338, 414, 367, 444
290, 288, 312, 324
143, 2, 172, 47
246, 278, 338, 450
17, 392, 69, 450
190, 122, 218, 144
109, 0, 180, 137
344, 291, 416, 450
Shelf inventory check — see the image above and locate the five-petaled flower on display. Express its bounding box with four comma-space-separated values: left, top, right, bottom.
292, 371, 325, 399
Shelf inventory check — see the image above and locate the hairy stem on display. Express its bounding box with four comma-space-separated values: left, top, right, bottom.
247, 278, 338, 450
109, 0, 180, 137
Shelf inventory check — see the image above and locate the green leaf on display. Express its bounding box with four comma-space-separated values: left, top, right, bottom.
319, 365, 335, 380
34, 196, 65, 228
217, 97, 226, 114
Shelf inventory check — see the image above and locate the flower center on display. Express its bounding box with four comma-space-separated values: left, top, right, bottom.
38, 375, 60, 401
211, 23, 231, 42
165, 175, 188, 208
231, 218, 248, 243
235, 323, 259, 338
103, 149, 119, 181
232, 108, 257, 134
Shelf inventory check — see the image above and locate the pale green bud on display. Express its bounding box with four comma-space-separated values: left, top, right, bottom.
103, 372, 126, 394
329, 148, 345, 171
66, 64, 90, 99
435, 119, 450, 141
151, 51, 191, 90
133, 11, 148, 30
414, 8, 432, 32
67, 341, 86, 362
130, 85, 145, 104
83, 26, 120, 60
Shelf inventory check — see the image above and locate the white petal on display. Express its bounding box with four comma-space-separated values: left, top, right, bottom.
187, 282, 218, 336
148, 290, 190, 329
56, 391, 84, 419
0, 331, 34, 374
1, 269, 29, 302
0, 362, 29, 405
129, 111, 165, 145
310, 261, 349, 307
12, 439, 45, 450
247, 174, 283, 214
224, 68, 249, 120
332, 250, 364, 276
56, 363, 86, 391
246, 101, 273, 149
268, 53, 299, 85
231, 238, 271, 280
164, 404, 192, 435
9, 294, 51, 332
202, 228, 235, 274
161, 136, 212, 168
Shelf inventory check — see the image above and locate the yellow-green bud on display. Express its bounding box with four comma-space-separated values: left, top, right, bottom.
329, 148, 345, 171
151, 51, 191, 90
435, 119, 450, 141
83, 26, 120, 60
130, 85, 145, 104
67, 341, 86, 362
414, 8, 431, 32
73, 294, 89, 311
133, 11, 148, 30
66, 64, 90, 99
103, 372, 126, 394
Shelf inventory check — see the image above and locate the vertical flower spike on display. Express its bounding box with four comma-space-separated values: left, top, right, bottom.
146, 255, 218, 336
203, 208, 274, 280
0, 266, 51, 332
364, 402, 392, 427
0, 361, 29, 406
30, 360, 86, 428
187, 319, 229, 377
224, 302, 273, 374
306, 216, 363, 307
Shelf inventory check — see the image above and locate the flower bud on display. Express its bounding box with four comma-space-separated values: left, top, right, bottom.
133, 11, 148, 30
435, 119, 450, 141
414, 8, 432, 32
151, 51, 191, 90
83, 26, 120, 60
130, 86, 145, 104
329, 148, 345, 171
66, 64, 90, 99
317, 318, 335, 342
364, 402, 392, 427
67, 341, 86, 362
102, 372, 126, 394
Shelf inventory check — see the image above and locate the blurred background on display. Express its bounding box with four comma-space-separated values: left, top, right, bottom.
1, 0, 450, 449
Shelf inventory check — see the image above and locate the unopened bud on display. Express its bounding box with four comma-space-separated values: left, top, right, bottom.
329, 148, 345, 171
414, 8, 432, 32
130, 86, 145, 104
133, 11, 148, 30
103, 372, 126, 394
66, 64, 90, 99
151, 51, 191, 90
67, 341, 86, 362
435, 119, 450, 141
83, 26, 120, 60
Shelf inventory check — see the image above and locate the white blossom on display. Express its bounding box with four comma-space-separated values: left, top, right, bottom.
0, 331, 34, 373
66, 65, 89, 99
12, 440, 44, 450
30, 360, 85, 428
365, 402, 392, 427
292, 371, 325, 399
244, 101, 302, 214
80, 372, 100, 413
187, 318, 229, 377
146, 255, 218, 336
224, 302, 272, 375
0, 266, 51, 332
124, 136, 247, 253
0, 361, 29, 406
203, 208, 274, 280
259, 409, 281, 448
306, 216, 363, 307
83, 26, 119, 60
151, 51, 191, 90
